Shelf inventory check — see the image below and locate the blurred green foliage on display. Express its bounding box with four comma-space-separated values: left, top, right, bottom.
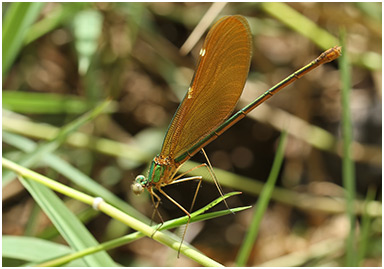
2, 2, 381, 267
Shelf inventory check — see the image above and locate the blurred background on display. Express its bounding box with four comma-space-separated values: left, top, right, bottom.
2, 2, 382, 266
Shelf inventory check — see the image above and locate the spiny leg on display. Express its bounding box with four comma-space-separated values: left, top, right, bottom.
200, 148, 232, 212
170, 150, 231, 212
149, 188, 164, 235
169, 162, 211, 213
157, 152, 230, 256
166, 175, 204, 213
172, 162, 207, 181
157, 187, 192, 258
189, 176, 204, 212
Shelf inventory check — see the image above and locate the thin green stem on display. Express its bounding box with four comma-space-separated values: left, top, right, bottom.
358, 186, 376, 265
339, 30, 357, 266
2, 157, 237, 267
36, 204, 250, 267
179, 160, 381, 217
2, 100, 112, 186
235, 131, 287, 266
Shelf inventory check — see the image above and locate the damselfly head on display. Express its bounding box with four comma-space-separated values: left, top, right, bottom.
131, 175, 146, 195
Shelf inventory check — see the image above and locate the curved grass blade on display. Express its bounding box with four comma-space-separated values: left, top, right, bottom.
2, 92, 91, 114
15, 174, 116, 266
2, 2, 44, 77
2, 158, 224, 267
339, 29, 357, 267
236, 131, 287, 266
2, 131, 149, 223
2, 235, 86, 267
2, 100, 112, 187
261, 2, 338, 49
25, 3, 88, 44
34, 198, 250, 266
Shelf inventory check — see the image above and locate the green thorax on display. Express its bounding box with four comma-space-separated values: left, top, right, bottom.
147, 155, 176, 186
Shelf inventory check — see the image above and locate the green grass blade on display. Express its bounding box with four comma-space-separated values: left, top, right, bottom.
169, 205, 252, 229
358, 186, 377, 265
260, 2, 380, 71
25, 3, 88, 44
2, 100, 112, 186
2, 157, 116, 266
2, 158, 226, 267
339, 30, 357, 266
2, 235, 86, 267
16, 176, 116, 266
2, 2, 44, 77
355, 2, 382, 21
261, 2, 339, 49
235, 131, 287, 266
179, 160, 381, 217
2, 131, 149, 223
37, 204, 251, 266
2, 111, 152, 165
166, 191, 243, 228
2, 92, 91, 114
4, 116, 380, 216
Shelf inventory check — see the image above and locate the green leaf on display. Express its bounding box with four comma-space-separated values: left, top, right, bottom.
3, 131, 149, 223
2, 100, 112, 187
2, 157, 236, 267
2, 235, 86, 267
261, 2, 339, 49
33, 201, 251, 266
17, 176, 116, 266
236, 131, 287, 266
358, 186, 377, 265
2, 2, 44, 77
25, 3, 89, 44
2, 92, 91, 114
339, 30, 357, 267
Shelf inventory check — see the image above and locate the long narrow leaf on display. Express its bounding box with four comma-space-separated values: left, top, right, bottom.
260, 2, 381, 71
2, 131, 149, 223
339, 31, 357, 266
25, 3, 88, 44
2, 2, 44, 77
236, 131, 287, 266
2, 100, 112, 186
2, 236, 86, 267
37, 203, 251, 267
2, 158, 225, 267
17, 176, 116, 266
261, 2, 338, 49
2, 92, 91, 114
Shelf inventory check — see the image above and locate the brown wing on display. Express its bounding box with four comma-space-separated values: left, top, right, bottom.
160, 15, 252, 162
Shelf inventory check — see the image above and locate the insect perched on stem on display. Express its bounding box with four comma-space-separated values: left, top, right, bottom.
131, 15, 341, 255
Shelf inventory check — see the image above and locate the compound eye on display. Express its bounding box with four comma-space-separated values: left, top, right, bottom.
131, 175, 146, 195
131, 182, 144, 195
135, 175, 146, 184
